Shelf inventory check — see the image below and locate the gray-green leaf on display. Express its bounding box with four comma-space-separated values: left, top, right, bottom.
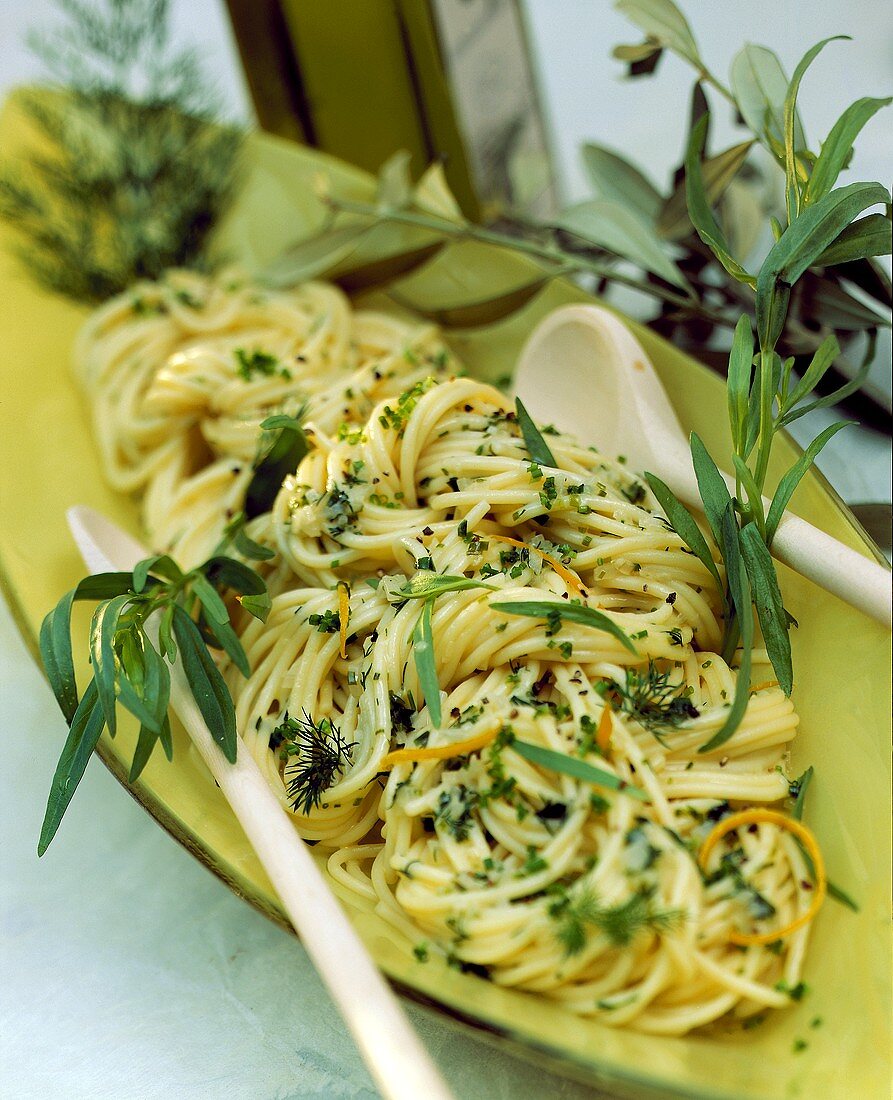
644, 471, 723, 597
805, 96, 892, 205
580, 143, 662, 222
730, 44, 804, 154
413, 598, 441, 728
615, 0, 701, 67
556, 199, 687, 288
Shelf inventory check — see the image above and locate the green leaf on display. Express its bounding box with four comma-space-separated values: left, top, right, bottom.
129, 723, 160, 783
689, 431, 733, 548
580, 143, 662, 222
727, 316, 754, 456
685, 115, 755, 287
778, 339, 872, 423
489, 599, 637, 654
509, 739, 647, 799
615, 0, 701, 67
263, 222, 371, 287
240, 592, 272, 623
805, 97, 892, 205
203, 613, 250, 678
191, 573, 230, 626
38, 679, 106, 856
790, 765, 814, 820
556, 199, 687, 287
40, 593, 78, 724
658, 141, 754, 242
390, 275, 553, 329
732, 456, 765, 531
783, 38, 847, 221
204, 556, 268, 596
133, 555, 182, 593
245, 411, 309, 519
738, 523, 792, 694
731, 44, 804, 154
814, 213, 893, 267
643, 472, 723, 596
394, 572, 496, 602
230, 523, 276, 562
699, 505, 753, 753
784, 333, 840, 411
376, 150, 413, 210
413, 163, 465, 223
765, 421, 851, 544
413, 598, 441, 728
515, 397, 556, 467
89, 594, 132, 736
171, 605, 237, 763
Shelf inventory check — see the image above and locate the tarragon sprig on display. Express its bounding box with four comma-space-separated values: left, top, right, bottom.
38, 536, 271, 855
645, 37, 890, 752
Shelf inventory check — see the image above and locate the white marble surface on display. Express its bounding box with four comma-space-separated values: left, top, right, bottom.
1, 2, 890, 1097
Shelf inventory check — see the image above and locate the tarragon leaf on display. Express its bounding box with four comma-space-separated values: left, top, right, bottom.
89, 593, 132, 736
805, 96, 892, 205
814, 213, 893, 267
510, 739, 647, 800
515, 397, 556, 467
644, 472, 723, 596
171, 605, 237, 763
413, 598, 441, 728
38, 679, 106, 856
699, 505, 753, 753
580, 143, 662, 222
615, 0, 701, 67
490, 599, 637, 654
394, 572, 496, 602
689, 432, 733, 548
731, 44, 804, 154
727, 316, 754, 456
765, 421, 851, 544
738, 522, 792, 694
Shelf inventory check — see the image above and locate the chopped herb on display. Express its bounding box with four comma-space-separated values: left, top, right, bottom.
276, 711, 357, 815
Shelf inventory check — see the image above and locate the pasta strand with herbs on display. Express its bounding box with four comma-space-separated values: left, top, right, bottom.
76, 272, 817, 1035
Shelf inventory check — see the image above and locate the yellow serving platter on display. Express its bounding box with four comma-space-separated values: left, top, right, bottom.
1, 91, 890, 1099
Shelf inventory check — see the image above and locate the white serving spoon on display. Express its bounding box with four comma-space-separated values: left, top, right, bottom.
66, 505, 455, 1100
514, 304, 891, 629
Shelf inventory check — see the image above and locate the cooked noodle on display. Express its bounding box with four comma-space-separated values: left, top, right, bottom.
75, 270, 815, 1034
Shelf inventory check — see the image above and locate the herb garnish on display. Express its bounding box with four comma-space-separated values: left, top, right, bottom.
509, 738, 647, 801
244, 410, 309, 519
515, 397, 556, 467
490, 599, 637, 654
276, 711, 357, 814
548, 885, 683, 955
38, 543, 271, 854
609, 661, 699, 743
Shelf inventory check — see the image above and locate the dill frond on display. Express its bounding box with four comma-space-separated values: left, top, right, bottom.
0, 0, 241, 301
276, 711, 356, 815
549, 885, 684, 955
610, 660, 699, 743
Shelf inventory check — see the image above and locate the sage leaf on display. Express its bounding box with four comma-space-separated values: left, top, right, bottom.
615, 0, 701, 67
658, 141, 754, 242
765, 421, 851, 544
489, 600, 637, 654
413, 598, 441, 728
172, 605, 237, 762
580, 143, 662, 222
389, 275, 552, 329
263, 222, 371, 287
731, 44, 804, 154
510, 738, 647, 800
699, 505, 753, 753
38, 679, 106, 856
739, 522, 792, 694
805, 96, 892, 205
515, 397, 557, 467
556, 199, 687, 287
376, 150, 413, 211
644, 472, 723, 596
685, 115, 755, 287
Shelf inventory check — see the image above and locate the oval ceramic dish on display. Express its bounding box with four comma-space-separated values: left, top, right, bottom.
0, 90, 890, 1100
